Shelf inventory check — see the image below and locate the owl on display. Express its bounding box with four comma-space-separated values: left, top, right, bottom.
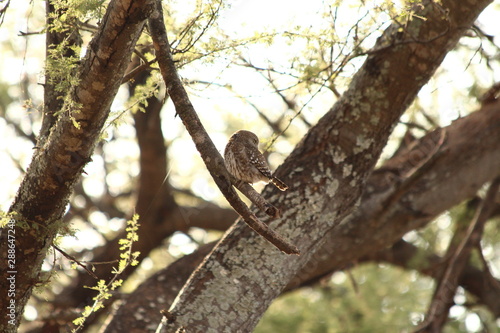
224, 130, 288, 191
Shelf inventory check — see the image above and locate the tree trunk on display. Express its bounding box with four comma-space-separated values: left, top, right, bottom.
0, 1, 154, 332
102, 98, 500, 332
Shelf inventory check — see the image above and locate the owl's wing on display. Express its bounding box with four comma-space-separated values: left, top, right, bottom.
251, 153, 273, 179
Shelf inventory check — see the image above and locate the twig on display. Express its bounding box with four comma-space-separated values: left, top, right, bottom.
0, 0, 10, 26
18, 30, 44, 36
121, 58, 157, 84
365, 2, 451, 58
147, 0, 299, 255
52, 244, 98, 279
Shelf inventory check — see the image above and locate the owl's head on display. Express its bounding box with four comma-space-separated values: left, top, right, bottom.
231, 130, 260, 147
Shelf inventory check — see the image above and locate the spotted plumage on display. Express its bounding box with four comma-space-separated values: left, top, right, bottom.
224, 130, 288, 191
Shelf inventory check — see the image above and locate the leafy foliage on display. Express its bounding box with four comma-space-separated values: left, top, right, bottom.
71, 215, 140, 332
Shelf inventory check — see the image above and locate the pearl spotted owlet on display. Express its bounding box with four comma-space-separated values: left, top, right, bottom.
224, 130, 288, 191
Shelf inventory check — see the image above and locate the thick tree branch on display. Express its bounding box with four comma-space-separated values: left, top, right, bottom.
285, 99, 500, 292
54, 57, 235, 314
154, 0, 493, 331
102, 100, 500, 332
147, 0, 298, 255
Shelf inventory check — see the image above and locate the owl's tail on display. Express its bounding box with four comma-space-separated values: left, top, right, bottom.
271, 176, 288, 191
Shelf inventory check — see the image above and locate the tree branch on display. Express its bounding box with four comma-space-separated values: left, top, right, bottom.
144, 1, 494, 330
415, 178, 500, 332
147, 0, 299, 255
102, 100, 500, 332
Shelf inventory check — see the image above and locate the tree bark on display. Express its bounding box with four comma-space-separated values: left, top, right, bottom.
289, 100, 500, 291
102, 99, 500, 332
0, 1, 154, 331
146, 0, 495, 332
